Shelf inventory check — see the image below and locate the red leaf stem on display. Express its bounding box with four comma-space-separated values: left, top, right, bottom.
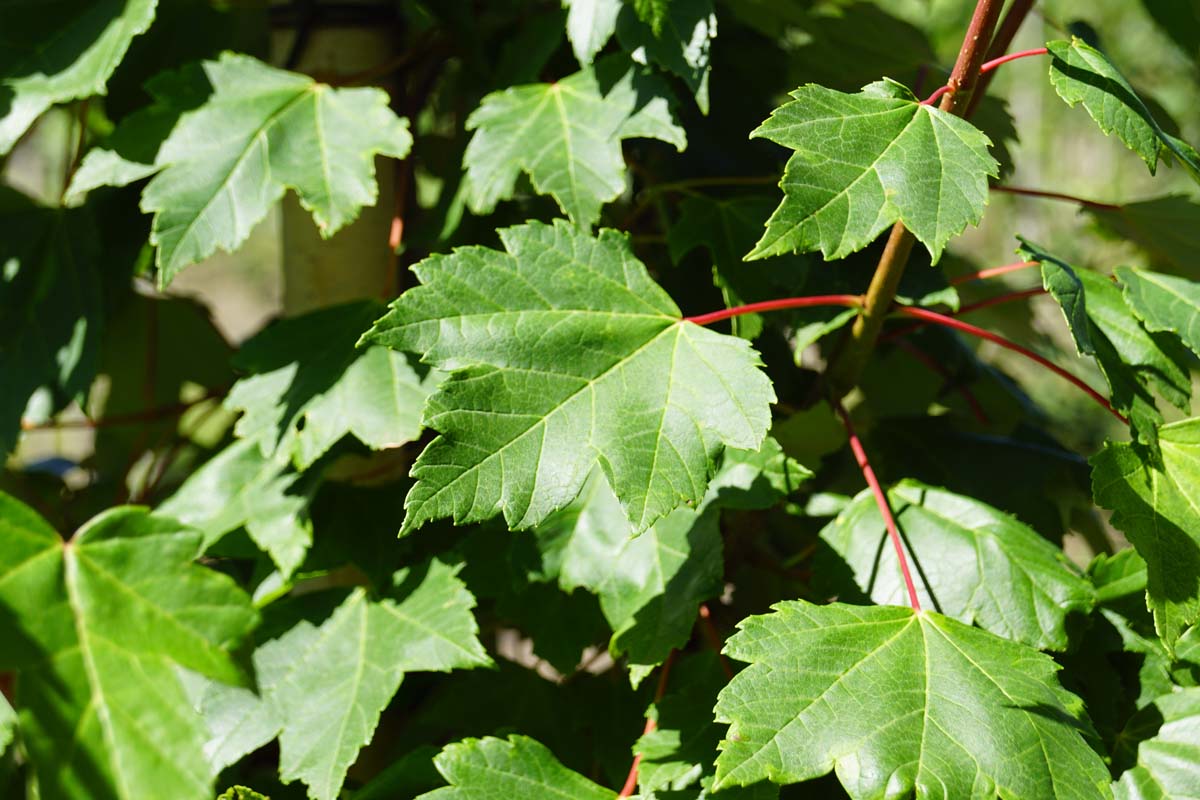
922, 47, 1047, 105
832, 400, 923, 611
892, 306, 1127, 423
880, 287, 1047, 344
682, 294, 862, 327
949, 260, 1038, 285
618, 651, 677, 797
991, 184, 1123, 211
892, 338, 990, 425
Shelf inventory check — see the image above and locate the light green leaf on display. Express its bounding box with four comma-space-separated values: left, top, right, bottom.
818, 479, 1095, 649
1093, 418, 1200, 651
713, 601, 1111, 798
158, 439, 313, 579
0, 493, 258, 800
0, 188, 101, 453
0, 692, 14, 755
0, 0, 157, 153
255, 560, 489, 800
227, 301, 437, 470
1117, 266, 1200, 358
217, 788, 270, 800
616, 0, 716, 113
1021, 239, 1191, 446
77, 53, 410, 285
417, 735, 616, 800
749, 79, 997, 262
177, 669, 279, 774
1113, 688, 1200, 800
362, 220, 774, 536
1047, 39, 1200, 183
563, 0, 622, 65
1087, 196, 1200, 275
463, 56, 686, 228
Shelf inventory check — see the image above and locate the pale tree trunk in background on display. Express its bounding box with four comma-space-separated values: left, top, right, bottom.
271, 0, 399, 315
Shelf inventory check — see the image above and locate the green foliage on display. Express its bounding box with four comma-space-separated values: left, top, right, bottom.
4, 2, 1200, 799
749, 80, 997, 261
714, 602, 1111, 797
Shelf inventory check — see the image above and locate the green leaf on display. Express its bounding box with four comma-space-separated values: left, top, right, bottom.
255, 560, 490, 800
1087, 196, 1200, 274
1093, 418, 1200, 651
1113, 688, 1200, 800
749, 79, 997, 262
226, 301, 438, 470
713, 601, 1111, 798
616, 0, 716, 113
463, 56, 686, 228
0, 693, 14, 755
632, 0, 672, 34
158, 439, 313, 579
0, 0, 157, 153
217, 789, 269, 800
1021, 239, 1192, 446
817, 479, 1095, 650
0, 188, 102, 453
417, 735, 616, 800
563, 0, 622, 65
76, 53, 411, 286
362, 220, 774, 535
1047, 39, 1200, 183
177, 670, 278, 774
0, 493, 258, 800
1117, 266, 1200, 358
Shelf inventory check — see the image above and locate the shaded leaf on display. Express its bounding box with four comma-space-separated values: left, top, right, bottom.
0, 493, 258, 800
817, 479, 1095, 649
749, 79, 997, 262
0, 0, 157, 153
362, 220, 774, 535
1087, 196, 1200, 275
616, 0, 716, 113
255, 560, 490, 800
1113, 688, 1200, 800
227, 301, 437, 470
0, 188, 102, 453
1047, 39, 1200, 183
1093, 419, 1200, 651
463, 56, 685, 227
713, 601, 1111, 798
417, 735, 616, 800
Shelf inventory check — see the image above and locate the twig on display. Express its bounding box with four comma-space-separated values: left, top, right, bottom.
991, 184, 1123, 211
966, 0, 1036, 117
683, 294, 862, 327
832, 400, 922, 611
949, 260, 1038, 285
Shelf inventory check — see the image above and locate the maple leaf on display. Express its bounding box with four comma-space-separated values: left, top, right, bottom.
1112, 688, 1200, 799
714, 601, 1112, 798
463, 56, 686, 228
616, 0, 717, 113
0, 0, 157, 153
749, 79, 997, 262
362, 220, 774, 535
563, 0, 623, 66
417, 735, 617, 800
0, 493, 258, 800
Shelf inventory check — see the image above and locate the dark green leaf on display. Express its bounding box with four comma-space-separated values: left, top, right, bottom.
1112, 688, 1200, 800
1087, 196, 1200, 274
1117, 266, 1200, 358
616, 0, 716, 113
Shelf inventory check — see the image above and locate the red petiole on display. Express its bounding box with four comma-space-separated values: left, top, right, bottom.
833, 400, 923, 611
683, 294, 862, 326
921, 47, 1048, 105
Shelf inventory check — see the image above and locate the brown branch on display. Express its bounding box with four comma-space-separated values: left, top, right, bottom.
966, 0, 1037, 118
826, 0, 1005, 398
